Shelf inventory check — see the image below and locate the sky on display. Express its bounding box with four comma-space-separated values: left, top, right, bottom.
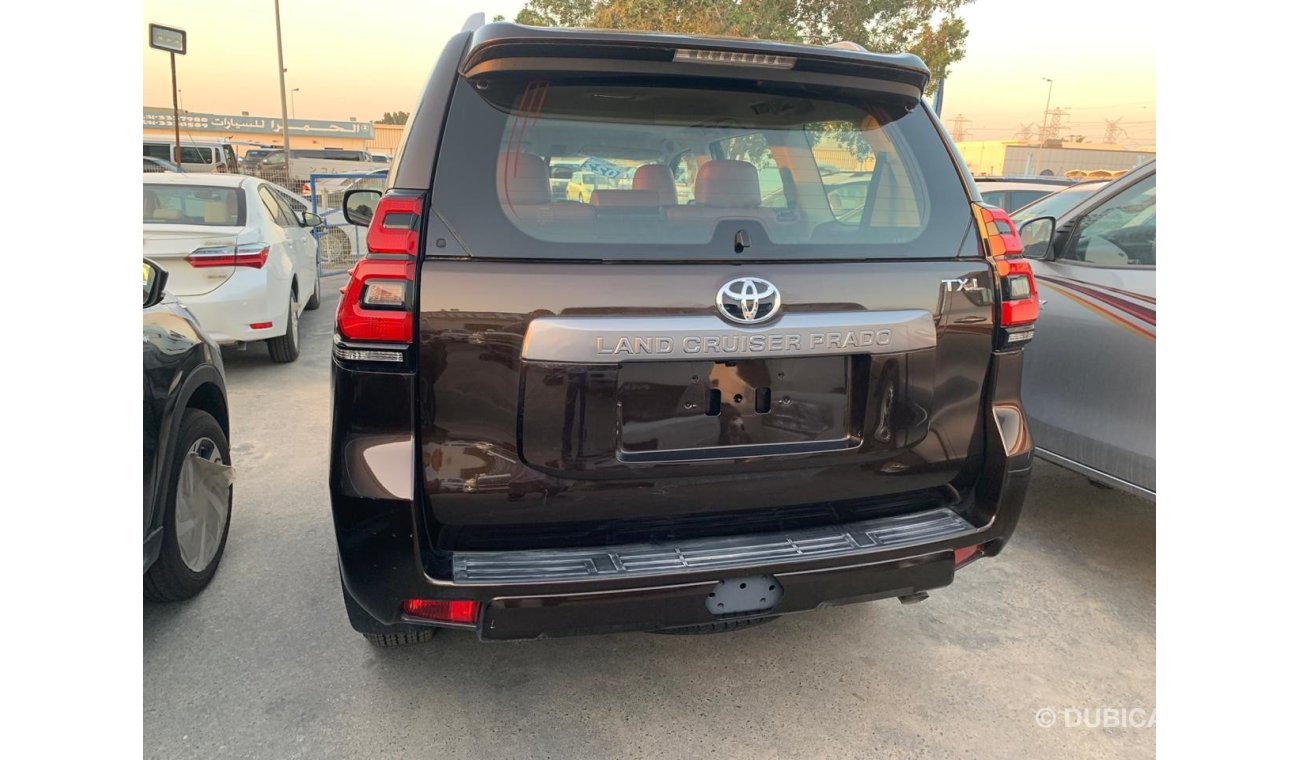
143, 0, 1155, 146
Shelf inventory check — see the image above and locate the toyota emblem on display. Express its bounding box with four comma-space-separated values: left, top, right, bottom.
717, 277, 781, 325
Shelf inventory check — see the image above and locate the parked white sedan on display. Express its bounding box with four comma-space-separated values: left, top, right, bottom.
143, 173, 322, 362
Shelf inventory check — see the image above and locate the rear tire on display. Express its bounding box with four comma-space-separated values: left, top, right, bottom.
339, 575, 439, 647
304, 264, 321, 311
266, 291, 300, 363
364, 630, 438, 648
144, 410, 232, 602
652, 616, 776, 635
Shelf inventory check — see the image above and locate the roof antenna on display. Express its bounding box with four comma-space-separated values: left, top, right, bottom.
461, 13, 486, 33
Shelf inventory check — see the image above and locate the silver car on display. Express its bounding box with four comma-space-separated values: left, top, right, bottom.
1016, 161, 1156, 499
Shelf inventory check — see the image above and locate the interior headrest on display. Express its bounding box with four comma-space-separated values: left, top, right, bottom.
694, 160, 760, 207
632, 164, 676, 205
498, 152, 551, 206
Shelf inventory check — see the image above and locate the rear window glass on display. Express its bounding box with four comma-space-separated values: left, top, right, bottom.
143, 185, 246, 226
432, 74, 971, 261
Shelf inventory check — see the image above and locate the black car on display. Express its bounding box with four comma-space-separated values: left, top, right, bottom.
239, 148, 272, 175
143, 259, 233, 601
330, 20, 1038, 646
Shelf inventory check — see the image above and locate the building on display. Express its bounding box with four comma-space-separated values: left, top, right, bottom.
142, 108, 401, 157
955, 140, 1155, 178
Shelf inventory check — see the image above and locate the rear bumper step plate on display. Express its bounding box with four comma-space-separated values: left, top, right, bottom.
452, 506, 977, 584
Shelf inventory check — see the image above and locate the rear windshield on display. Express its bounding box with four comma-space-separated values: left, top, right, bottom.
431, 73, 972, 261
143, 185, 246, 226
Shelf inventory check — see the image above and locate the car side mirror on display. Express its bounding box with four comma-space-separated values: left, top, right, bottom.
1018, 216, 1056, 260
143, 258, 168, 309
300, 210, 323, 228
343, 189, 382, 226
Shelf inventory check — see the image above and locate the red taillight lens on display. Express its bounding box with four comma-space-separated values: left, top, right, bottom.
336, 258, 415, 342
401, 599, 480, 625
365, 195, 423, 256
972, 203, 1024, 258
995, 257, 1040, 328
335, 193, 424, 345
186, 244, 269, 269
972, 203, 1038, 346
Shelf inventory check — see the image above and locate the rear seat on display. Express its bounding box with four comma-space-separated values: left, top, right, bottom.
589, 189, 660, 208
498, 153, 595, 223
631, 164, 677, 205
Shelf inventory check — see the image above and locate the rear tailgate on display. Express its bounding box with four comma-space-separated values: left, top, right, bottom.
414, 42, 992, 537
418, 257, 994, 529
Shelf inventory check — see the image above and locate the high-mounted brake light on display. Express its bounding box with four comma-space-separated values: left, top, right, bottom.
187, 243, 269, 269
673, 49, 796, 69
401, 599, 480, 626
972, 202, 1038, 347
334, 192, 424, 348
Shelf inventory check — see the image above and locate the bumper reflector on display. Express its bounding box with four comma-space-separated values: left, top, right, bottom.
401, 599, 480, 625
249, 322, 273, 330
954, 545, 983, 568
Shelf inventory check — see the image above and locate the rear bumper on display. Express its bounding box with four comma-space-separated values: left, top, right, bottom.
179, 274, 287, 344
480, 550, 959, 640
329, 349, 1034, 641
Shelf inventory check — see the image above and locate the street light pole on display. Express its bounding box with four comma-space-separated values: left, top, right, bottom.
274, 0, 293, 184
170, 52, 181, 165
1034, 77, 1053, 176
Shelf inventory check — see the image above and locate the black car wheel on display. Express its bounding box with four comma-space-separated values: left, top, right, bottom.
304, 261, 321, 311
144, 409, 232, 602
266, 291, 300, 363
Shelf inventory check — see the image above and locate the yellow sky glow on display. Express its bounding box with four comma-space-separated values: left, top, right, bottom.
143, 0, 1155, 145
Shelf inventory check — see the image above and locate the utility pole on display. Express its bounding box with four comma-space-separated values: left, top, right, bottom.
148, 25, 187, 167
274, 0, 293, 183
1034, 77, 1053, 175
949, 114, 970, 142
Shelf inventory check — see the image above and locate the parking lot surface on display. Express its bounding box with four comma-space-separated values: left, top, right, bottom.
144, 286, 1156, 760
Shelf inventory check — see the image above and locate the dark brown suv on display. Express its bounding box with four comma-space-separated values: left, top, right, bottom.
330, 19, 1039, 646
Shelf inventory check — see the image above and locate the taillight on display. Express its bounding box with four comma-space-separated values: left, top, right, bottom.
334, 192, 423, 353
401, 599, 480, 626
186, 243, 269, 269
972, 203, 1038, 347
364, 195, 422, 256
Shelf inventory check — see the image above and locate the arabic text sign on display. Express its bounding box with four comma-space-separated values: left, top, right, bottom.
143, 110, 374, 139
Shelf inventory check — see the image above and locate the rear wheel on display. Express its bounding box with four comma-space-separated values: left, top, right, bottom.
304, 262, 321, 311
266, 290, 300, 363
364, 630, 438, 647
340, 576, 440, 647
144, 410, 232, 602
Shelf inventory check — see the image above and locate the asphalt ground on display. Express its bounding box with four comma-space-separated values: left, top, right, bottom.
144, 284, 1156, 759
